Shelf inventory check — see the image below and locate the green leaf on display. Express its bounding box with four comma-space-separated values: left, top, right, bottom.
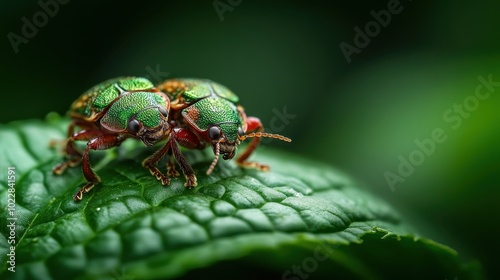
0, 115, 483, 280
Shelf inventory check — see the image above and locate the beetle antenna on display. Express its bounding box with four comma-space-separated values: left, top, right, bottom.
206, 141, 220, 175
239, 132, 292, 142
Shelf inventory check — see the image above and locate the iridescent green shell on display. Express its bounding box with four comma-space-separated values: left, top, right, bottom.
101, 91, 168, 132
169, 79, 239, 104
70, 77, 155, 120
182, 97, 242, 142
209, 81, 239, 103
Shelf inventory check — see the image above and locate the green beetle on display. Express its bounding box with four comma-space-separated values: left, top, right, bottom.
155, 78, 291, 187
53, 77, 172, 200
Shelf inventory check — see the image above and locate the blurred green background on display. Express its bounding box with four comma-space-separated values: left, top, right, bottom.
1, 0, 499, 278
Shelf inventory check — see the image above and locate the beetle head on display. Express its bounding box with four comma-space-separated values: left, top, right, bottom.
127, 105, 170, 146
203, 123, 243, 175
204, 124, 292, 175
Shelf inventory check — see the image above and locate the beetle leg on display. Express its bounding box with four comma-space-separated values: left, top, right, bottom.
53, 121, 81, 174
49, 120, 78, 148
236, 116, 270, 171
167, 156, 180, 177
142, 141, 172, 185
53, 125, 102, 175
167, 128, 200, 186
73, 134, 125, 201
169, 136, 197, 188
142, 127, 201, 187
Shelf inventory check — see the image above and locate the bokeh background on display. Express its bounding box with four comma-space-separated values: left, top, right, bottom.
1, 0, 499, 278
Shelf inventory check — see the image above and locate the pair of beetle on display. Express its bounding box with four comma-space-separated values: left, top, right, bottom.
53, 77, 291, 200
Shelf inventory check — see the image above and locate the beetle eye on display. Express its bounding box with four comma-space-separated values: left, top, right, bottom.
158, 106, 168, 118
127, 119, 140, 133
208, 126, 221, 140
237, 127, 244, 137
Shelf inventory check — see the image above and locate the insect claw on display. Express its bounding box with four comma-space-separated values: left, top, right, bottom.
52, 163, 67, 175
73, 191, 83, 201
167, 167, 180, 177
73, 182, 95, 201
160, 176, 170, 185
184, 175, 198, 188
167, 159, 180, 177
